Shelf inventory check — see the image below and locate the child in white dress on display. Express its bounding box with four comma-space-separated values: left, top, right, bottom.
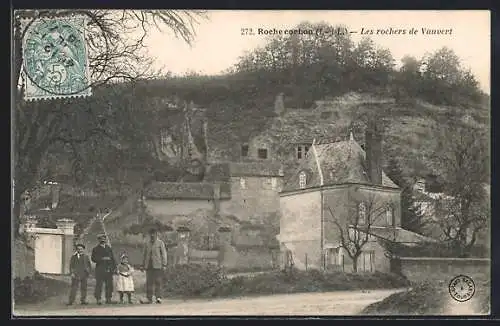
116, 253, 135, 304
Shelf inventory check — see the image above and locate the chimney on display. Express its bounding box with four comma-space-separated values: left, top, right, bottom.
365, 120, 383, 185
274, 93, 285, 115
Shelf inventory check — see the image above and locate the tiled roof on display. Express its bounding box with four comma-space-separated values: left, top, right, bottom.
29, 194, 126, 215
205, 161, 283, 178
283, 139, 399, 192
144, 181, 231, 200
228, 161, 283, 177
361, 227, 437, 244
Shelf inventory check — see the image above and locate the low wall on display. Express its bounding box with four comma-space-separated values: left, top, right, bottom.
13, 239, 35, 279
189, 249, 219, 265
396, 257, 490, 283
106, 241, 276, 271
221, 246, 275, 271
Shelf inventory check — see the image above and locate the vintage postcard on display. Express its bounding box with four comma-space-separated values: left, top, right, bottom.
12, 10, 491, 317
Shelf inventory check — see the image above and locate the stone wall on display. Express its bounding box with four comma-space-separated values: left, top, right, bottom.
396, 257, 491, 283
218, 245, 276, 271
279, 190, 322, 243
219, 176, 281, 225
279, 190, 322, 269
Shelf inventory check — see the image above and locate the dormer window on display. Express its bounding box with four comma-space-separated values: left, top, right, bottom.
299, 171, 307, 189
358, 202, 367, 225
296, 144, 311, 160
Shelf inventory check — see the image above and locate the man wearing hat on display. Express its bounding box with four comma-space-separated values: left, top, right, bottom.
67, 243, 92, 305
141, 228, 167, 304
91, 234, 117, 304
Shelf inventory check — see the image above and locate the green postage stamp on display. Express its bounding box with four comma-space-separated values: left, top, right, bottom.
21, 15, 91, 100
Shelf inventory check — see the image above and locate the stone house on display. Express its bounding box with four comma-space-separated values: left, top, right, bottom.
141, 161, 283, 251
277, 128, 433, 272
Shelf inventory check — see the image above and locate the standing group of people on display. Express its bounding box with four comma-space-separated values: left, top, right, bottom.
67, 228, 168, 306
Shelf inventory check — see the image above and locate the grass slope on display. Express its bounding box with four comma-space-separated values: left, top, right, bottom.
360, 280, 490, 315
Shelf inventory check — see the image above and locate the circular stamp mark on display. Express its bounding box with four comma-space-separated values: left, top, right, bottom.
22, 16, 90, 97
448, 275, 475, 302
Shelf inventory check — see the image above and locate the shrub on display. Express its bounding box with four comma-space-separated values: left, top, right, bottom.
200, 269, 411, 299
224, 265, 274, 274
13, 272, 69, 304
160, 264, 226, 297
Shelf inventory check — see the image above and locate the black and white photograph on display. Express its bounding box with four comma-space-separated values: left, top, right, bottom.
12, 9, 491, 316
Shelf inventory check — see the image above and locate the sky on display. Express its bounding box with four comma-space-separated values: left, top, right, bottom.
144, 10, 490, 93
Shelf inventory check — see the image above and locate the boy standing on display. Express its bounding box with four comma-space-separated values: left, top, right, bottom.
67, 243, 92, 305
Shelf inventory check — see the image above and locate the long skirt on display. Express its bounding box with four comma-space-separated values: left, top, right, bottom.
115, 275, 135, 292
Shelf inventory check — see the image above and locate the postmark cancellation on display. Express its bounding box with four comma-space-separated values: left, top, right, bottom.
449, 275, 476, 302
21, 15, 92, 101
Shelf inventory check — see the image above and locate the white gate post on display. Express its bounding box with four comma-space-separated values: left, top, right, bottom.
56, 218, 76, 275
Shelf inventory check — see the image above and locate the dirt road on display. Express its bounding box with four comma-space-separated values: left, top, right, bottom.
14, 288, 407, 316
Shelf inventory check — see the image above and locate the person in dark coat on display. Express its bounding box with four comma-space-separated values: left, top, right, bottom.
91, 234, 117, 304
67, 243, 92, 305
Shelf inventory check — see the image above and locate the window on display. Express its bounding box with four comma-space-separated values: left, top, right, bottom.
386, 205, 394, 226
240, 177, 247, 189
326, 247, 340, 266
299, 171, 307, 189
257, 148, 268, 159
348, 226, 361, 240
296, 144, 311, 160
241, 144, 249, 157
203, 234, 216, 250
358, 202, 366, 225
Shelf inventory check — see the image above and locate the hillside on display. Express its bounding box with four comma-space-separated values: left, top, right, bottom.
198, 90, 489, 187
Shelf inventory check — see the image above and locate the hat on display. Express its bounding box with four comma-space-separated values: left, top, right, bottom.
75, 243, 85, 249
148, 228, 158, 234
97, 234, 107, 240
120, 252, 128, 260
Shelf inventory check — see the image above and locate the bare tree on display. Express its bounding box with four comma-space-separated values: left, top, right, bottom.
434, 192, 489, 257
326, 195, 393, 272
430, 120, 490, 257
12, 9, 208, 237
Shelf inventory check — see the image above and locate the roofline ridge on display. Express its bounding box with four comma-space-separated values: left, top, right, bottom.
311, 139, 324, 186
